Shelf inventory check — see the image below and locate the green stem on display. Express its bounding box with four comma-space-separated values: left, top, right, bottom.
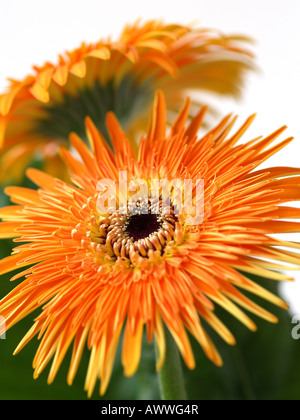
234, 346, 256, 401
155, 326, 188, 400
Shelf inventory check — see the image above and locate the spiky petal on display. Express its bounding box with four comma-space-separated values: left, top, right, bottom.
0, 92, 299, 396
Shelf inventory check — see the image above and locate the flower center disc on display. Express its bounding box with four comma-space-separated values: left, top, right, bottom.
125, 213, 162, 242
95, 198, 178, 262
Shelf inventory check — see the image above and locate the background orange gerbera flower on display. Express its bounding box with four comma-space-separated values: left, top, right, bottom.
0, 19, 254, 183
0, 91, 299, 397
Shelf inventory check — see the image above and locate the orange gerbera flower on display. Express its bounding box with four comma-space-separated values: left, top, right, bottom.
0, 19, 254, 182
0, 91, 299, 397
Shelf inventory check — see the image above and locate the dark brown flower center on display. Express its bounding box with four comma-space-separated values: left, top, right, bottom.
125, 213, 162, 242
94, 198, 178, 263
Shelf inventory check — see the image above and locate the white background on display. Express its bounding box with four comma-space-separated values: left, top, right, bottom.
0, 0, 299, 313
